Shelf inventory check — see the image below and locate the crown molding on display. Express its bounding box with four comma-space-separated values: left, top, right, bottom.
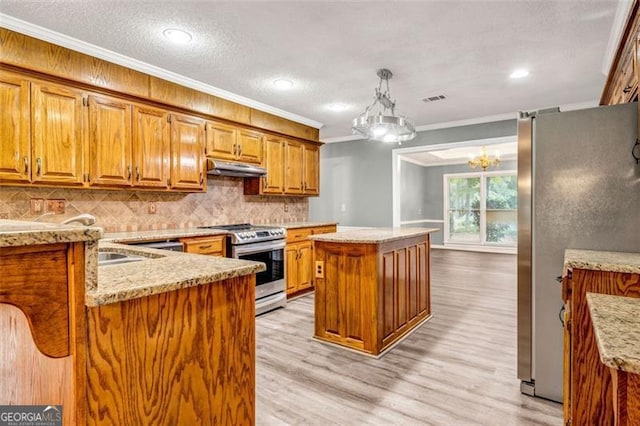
601, 0, 635, 76
0, 13, 324, 129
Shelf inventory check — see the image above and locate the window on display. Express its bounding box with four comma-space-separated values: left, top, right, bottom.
444, 172, 517, 246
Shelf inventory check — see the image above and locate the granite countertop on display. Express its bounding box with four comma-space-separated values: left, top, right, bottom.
273, 222, 338, 229
102, 227, 228, 243
90, 242, 265, 307
309, 227, 439, 244
564, 249, 640, 274
0, 219, 102, 247
586, 293, 640, 374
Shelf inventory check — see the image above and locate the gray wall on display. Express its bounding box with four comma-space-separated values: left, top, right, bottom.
309, 119, 517, 226
399, 160, 517, 245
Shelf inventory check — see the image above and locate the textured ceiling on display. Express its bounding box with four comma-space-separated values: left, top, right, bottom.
0, 1, 620, 141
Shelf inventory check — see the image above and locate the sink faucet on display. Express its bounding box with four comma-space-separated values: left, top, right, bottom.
61, 213, 96, 226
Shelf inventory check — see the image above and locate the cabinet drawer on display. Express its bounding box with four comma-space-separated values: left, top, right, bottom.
286, 227, 312, 243
181, 235, 226, 256
311, 225, 337, 235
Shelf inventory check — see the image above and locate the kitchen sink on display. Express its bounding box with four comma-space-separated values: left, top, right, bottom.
98, 251, 145, 266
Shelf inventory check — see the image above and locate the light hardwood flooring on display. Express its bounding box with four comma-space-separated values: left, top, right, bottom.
255, 249, 563, 425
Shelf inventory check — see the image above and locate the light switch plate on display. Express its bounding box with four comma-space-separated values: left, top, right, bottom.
148, 202, 157, 214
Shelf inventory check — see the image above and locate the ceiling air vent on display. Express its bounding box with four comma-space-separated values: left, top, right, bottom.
421, 94, 447, 103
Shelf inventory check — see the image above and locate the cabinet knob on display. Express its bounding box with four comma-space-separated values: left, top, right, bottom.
136, 166, 141, 181
23, 156, 29, 174
238, 145, 242, 156
36, 157, 42, 176
127, 165, 132, 179
199, 172, 204, 185
623, 85, 633, 93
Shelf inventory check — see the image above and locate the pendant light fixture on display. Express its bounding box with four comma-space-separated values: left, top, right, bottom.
468, 146, 501, 171
352, 69, 416, 143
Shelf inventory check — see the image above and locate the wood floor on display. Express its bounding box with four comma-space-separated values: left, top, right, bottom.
255, 249, 563, 425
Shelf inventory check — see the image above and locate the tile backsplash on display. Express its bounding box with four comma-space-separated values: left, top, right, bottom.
0, 177, 308, 232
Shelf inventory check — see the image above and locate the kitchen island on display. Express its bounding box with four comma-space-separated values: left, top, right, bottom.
310, 227, 438, 356
0, 220, 264, 425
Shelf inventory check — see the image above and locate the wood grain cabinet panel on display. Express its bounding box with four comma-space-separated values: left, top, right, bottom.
169, 113, 206, 191
0, 242, 87, 425
284, 140, 304, 194
86, 276, 255, 426
285, 225, 336, 297
237, 128, 263, 164
302, 143, 319, 195
132, 104, 170, 189
262, 136, 285, 194
31, 81, 86, 186
88, 94, 132, 187
205, 120, 237, 161
0, 71, 30, 183
563, 268, 640, 425
314, 234, 432, 356
180, 235, 226, 257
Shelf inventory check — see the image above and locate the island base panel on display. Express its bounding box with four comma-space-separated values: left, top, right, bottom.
86, 275, 255, 426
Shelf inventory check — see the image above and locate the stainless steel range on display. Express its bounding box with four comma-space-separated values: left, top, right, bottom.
199, 223, 286, 316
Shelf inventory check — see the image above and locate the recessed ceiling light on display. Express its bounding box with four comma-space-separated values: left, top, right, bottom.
273, 79, 294, 90
510, 69, 530, 79
163, 28, 192, 44
327, 103, 349, 112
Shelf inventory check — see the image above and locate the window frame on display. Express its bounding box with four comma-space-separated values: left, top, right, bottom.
443, 170, 517, 247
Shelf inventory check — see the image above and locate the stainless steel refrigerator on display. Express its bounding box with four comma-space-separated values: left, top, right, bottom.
517, 102, 640, 402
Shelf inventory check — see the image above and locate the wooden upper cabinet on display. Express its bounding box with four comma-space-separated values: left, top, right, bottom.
0, 71, 30, 183
88, 94, 132, 187
237, 129, 263, 164
284, 139, 303, 194
205, 121, 263, 165
303, 143, 319, 195
132, 104, 170, 189
262, 136, 285, 194
31, 81, 86, 186
205, 120, 237, 161
170, 113, 206, 191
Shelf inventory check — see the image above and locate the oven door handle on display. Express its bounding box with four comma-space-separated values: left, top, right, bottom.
232, 239, 286, 257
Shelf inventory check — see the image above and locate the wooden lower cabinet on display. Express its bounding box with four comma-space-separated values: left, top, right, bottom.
86, 275, 255, 425
180, 234, 226, 257
563, 268, 640, 425
314, 234, 431, 356
285, 240, 313, 294
0, 242, 87, 425
285, 224, 336, 297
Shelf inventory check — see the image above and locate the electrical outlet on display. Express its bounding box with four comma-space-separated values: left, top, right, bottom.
283, 202, 289, 212
46, 199, 66, 214
148, 202, 157, 214
30, 198, 44, 214
315, 261, 324, 279
0, 212, 8, 220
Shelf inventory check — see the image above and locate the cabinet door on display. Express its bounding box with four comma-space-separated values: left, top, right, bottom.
284, 140, 303, 194
285, 244, 300, 294
133, 104, 170, 188
0, 72, 30, 183
262, 136, 284, 194
32, 81, 86, 185
297, 241, 313, 291
303, 143, 319, 195
170, 113, 205, 191
88, 94, 132, 187
205, 120, 237, 161
237, 129, 263, 164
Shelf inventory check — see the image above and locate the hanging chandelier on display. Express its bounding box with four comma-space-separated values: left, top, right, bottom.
468, 146, 501, 171
352, 68, 416, 143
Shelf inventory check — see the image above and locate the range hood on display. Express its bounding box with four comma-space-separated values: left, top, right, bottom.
206, 159, 267, 178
